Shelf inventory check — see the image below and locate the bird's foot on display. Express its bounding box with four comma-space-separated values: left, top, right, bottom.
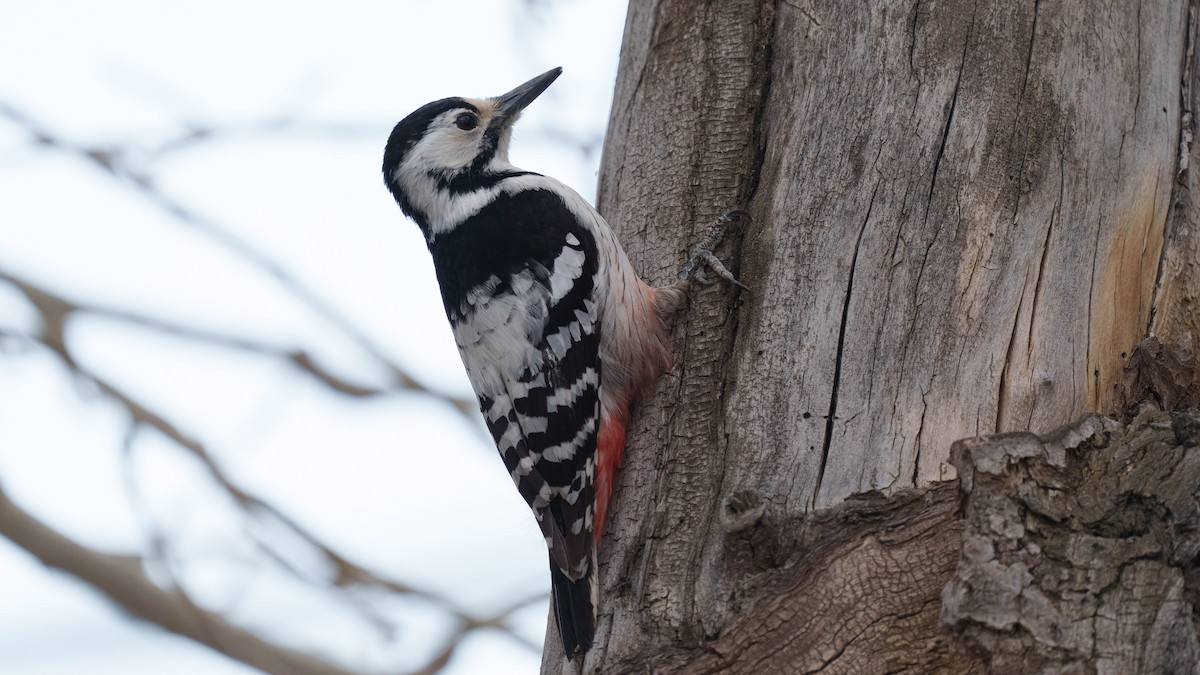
678, 209, 750, 291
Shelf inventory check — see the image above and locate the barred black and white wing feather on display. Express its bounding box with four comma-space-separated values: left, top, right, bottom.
428, 188, 601, 656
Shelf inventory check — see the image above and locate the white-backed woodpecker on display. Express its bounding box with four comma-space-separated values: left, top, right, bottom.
382, 67, 745, 661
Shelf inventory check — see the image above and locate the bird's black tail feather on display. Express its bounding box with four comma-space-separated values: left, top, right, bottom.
549, 553, 596, 659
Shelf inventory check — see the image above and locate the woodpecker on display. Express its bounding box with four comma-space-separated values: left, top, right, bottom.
382, 67, 744, 660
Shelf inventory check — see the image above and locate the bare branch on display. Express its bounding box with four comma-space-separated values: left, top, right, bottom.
0, 485, 359, 675
0, 268, 540, 647
0, 96, 546, 672
0, 269, 477, 413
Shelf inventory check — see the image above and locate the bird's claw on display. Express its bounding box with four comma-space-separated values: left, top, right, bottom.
678, 209, 750, 291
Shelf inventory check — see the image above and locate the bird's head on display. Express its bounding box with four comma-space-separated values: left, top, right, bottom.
382, 67, 562, 231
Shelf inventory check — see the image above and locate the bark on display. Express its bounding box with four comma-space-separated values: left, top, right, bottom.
542, 0, 1199, 672
943, 405, 1200, 674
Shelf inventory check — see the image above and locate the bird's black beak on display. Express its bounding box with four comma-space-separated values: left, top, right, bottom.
494, 67, 562, 121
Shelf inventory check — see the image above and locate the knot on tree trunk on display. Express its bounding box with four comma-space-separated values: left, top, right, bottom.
721, 490, 766, 534
942, 406, 1200, 673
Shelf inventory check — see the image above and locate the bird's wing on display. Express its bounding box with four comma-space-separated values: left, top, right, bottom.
434, 187, 601, 579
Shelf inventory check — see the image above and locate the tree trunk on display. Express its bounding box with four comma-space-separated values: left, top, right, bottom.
542, 0, 1199, 672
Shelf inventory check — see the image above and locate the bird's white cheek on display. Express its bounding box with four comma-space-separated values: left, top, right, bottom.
420, 132, 482, 170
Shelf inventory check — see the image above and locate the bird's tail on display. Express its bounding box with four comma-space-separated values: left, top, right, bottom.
549, 552, 597, 659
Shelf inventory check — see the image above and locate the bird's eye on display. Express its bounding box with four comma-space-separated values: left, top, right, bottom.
455, 112, 478, 130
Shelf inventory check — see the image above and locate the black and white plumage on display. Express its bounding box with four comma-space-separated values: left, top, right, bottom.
382, 68, 686, 660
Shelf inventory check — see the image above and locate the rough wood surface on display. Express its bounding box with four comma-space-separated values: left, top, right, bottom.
1112, 337, 1200, 421
595, 484, 983, 673
542, 350, 1200, 672
943, 406, 1200, 674
543, 0, 1198, 670
1151, 2, 1200, 360
544, 403, 1200, 673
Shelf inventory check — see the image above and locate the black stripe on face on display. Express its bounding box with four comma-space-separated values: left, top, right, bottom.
471, 123, 503, 171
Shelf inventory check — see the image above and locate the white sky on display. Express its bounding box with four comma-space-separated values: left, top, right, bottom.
0, 2, 627, 673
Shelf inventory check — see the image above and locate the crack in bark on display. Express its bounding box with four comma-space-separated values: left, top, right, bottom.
927, 59, 965, 213
1020, 0, 1041, 102
1182, 1, 1197, 179
1137, 170, 1162, 324
1025, 155, 1063, 369
995, 279, 1026, 432
743, 0, 779, 208
1134, 3, 1143, 123
924, 0, 974, 220
909, 0, 922, 75
1086, 211, 1104, 406
780, 0, 820, 26
814, 183, 879, 504
912, 390, 929, 487
1008, 0, 1041, 218
911, 3, 973, 330
801, 610, 892, 674
804, 599, 939, 675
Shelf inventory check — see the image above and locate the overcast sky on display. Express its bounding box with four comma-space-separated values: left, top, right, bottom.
0, 2, 626, 673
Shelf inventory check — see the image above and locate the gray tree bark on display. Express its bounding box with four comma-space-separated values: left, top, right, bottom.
543, 0, 1199, 672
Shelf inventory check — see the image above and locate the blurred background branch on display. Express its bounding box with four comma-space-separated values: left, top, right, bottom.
0, 485, 357, 675
0, 1, 621, 673
0, 101, 536, 675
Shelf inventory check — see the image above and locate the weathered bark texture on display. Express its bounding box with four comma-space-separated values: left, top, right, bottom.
1153, 2, 1200, 354
542, 0, 1199, 671
545, 399, 1200, 673
943, 406, 1200, 674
